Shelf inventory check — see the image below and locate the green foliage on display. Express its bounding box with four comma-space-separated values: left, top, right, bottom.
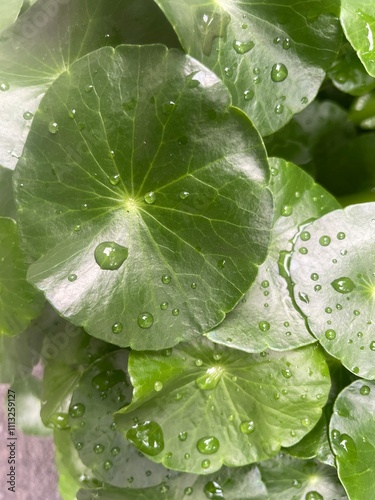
1, 1, 375, 498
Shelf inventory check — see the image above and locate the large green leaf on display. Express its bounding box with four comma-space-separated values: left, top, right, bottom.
208, 158, 339, 352
15, 44, 273, 351
0, 217, 44, 336
77, 465, 268, 500
258, 454, 347, 499
0, 0, 179, 170
115, 338, 330, 474
330, 379, 375, 499
155, 0, 342, 136
290, 203, 375, 379
340, 0, 375, 78
68, 350, 175, 489
0, 0, 23, 32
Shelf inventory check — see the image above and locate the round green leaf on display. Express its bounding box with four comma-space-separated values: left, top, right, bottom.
0, 0, 179, 170
68, 350, 175, 489
208, 158, 339, 352
155, 0, 342, 136
290, 203, 375, 379
340, 0, 375, 78
14, 44, 273, 351
115, 338, 330, 474
258, 454, 347, 499
77, 465, 268, 500
0, 217, 44, 336
330, 379, 375, 499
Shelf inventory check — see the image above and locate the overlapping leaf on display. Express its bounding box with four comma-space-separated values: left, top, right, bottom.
330, 380, 375, 499
0, 0, 179, 169
115, 337, 330, 474
0, 0, 22, 33
290, 203, 375, 379
77, 465, 268, 500
155, 0, 342, 135
15, 44, 273, 350
208, 158, 339, 352
68, 350, 175, 489
0, 217, 44, 336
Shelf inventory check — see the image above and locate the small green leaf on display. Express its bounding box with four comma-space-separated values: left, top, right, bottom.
0, 0, 179, 169
330, 379, 375, 499
290, 203, 375, 379
15, 44, 273, 350
115, 338, 330, 474
340, 0, 375, 78
0, 217, 44, 336
155, 0, 342, 135
68, 350, 174, 489
208, 158, 339, 352
258, 454, 347, 499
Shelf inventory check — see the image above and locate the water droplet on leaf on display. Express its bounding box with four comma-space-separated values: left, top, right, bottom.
137, 312, 154, 329
196, 436, 220, 454
126, 421, 164, 456
94, 241, 128, 270
271, 63, 288, 82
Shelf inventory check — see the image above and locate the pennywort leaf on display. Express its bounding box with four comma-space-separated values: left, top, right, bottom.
115, 337, 330, 474
14, 44, 273, 351
0, 0, 179, 169
330, 380, 375, 499
208, 158, 339, 353
290, 203, 375, 379
155, 0, 342, 135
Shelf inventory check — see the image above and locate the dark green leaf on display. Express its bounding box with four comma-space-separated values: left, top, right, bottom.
15, 44, 273, 350
330, 379, 375, 499
68, 350, 175, 489
340, 0, 375, 78
258, 454, 347, 499
115, 338, 330, 474
208, 158, 339, 352
328, 43, 375, 96
0, 217, 44, 336
265, 101, 356, 179
77, 465, 268, 500
155, 0, 342, 135
0, 0, 179, 169
0, 166, 16, 218
290, 203, 375, 379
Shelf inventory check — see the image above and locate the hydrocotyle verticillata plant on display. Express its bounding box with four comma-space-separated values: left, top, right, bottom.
0, 0, 375, 498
